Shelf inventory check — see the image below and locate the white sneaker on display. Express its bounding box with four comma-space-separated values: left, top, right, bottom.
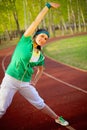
55, 116, 69, 126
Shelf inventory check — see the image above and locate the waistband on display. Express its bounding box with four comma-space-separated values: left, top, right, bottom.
5, 73, 29, 84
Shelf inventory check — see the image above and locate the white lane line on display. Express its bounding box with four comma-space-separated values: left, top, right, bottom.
44, 72, 80, 130
43, 72, 87, 94
2, 55, 87, 94
66, 126, 77, 130
2, 55, 7, 72
2, 55, 78, 130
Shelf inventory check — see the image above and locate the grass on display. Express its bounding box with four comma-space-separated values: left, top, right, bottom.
0, 38, 19, 50
43, 35, 87, 70
0, 35, 87, 70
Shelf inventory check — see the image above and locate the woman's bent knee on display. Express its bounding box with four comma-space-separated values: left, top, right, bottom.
33, 100, 45, 110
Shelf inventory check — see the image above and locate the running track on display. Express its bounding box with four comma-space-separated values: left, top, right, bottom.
0, 35, 87, 130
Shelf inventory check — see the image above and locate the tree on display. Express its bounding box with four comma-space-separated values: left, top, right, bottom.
9, 0, 21, 37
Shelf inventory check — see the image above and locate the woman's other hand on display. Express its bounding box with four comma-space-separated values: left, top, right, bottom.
49, 2, 60, 8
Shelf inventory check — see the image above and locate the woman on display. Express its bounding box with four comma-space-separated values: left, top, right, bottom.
0, 2, 69, 126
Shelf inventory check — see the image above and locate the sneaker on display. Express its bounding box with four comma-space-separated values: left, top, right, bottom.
55, 116, 69, 126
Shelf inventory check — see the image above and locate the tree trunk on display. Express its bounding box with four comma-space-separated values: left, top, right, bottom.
9, 0, 21, 37
13, 11, 21, 37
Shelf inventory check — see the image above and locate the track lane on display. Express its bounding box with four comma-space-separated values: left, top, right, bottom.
0, 34, 87, 130
2, 55, 84, 130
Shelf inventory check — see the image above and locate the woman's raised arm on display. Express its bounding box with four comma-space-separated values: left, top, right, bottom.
24, 2, 60, 37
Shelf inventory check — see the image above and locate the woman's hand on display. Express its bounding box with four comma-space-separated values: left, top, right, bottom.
24, 2, 60, 37
30, 66, 44, 87
49, 2, 60, 8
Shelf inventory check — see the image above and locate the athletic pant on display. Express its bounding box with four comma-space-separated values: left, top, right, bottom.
0, 74, 45, 118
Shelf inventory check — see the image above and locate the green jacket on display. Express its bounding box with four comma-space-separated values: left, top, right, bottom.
6, 35, 45, 82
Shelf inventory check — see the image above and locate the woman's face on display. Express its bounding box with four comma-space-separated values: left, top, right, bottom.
35, 33, 49, 46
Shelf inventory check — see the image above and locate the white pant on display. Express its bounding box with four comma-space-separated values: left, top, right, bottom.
0, 74, 45, 118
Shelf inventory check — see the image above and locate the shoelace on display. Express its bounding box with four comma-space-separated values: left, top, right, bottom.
59, 116, 65, 123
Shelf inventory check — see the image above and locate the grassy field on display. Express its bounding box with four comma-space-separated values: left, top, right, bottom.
0, 38, 19, 50
43, 35, 87, 71
0, 35, 87, 71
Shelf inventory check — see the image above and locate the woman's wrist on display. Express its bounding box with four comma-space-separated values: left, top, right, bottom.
45, 2, 52, 9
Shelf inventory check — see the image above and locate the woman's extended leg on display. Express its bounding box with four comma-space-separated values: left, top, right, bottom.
19, 83, 58, 119
40, 104, 58, 119
0, 75, 18, 118
19, 83, 69, 126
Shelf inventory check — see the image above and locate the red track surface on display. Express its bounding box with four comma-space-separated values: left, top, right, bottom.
0, 35, 87, 130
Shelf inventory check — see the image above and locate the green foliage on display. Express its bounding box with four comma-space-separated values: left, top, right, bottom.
0, 0, 87, 33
